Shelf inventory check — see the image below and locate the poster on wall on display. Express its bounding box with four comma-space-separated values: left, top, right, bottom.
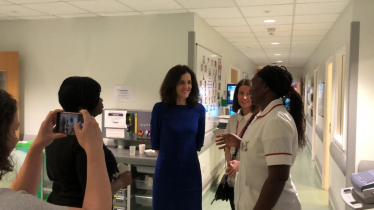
195, 44, 222, 132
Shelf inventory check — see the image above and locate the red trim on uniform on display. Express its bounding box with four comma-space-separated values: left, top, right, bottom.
257, 104, 283, 119
265, 153, 292, 157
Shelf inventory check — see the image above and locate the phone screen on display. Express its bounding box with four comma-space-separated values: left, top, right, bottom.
56, 112, 84, 135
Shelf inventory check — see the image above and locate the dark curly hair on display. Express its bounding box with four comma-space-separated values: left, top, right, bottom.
232, 79, 258, 113
257, 65, 306, 149
160, 65, 199, 108
0, 89, 17, 180
58, 77, 101, 112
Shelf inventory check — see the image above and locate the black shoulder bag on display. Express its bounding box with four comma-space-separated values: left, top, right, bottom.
211, 112, 257, 204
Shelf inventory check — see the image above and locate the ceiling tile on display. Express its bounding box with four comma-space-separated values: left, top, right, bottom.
0, 16, 18, 20
19, 15, 57, 19
261, 43, 291, 48
23, 2, 89, 15
294, 23, 333, 31
240, 4, 294, 17
295, 2, 349, 15
58, 13, 97, 18
294, 14, 339, 23
97, 12, 141, 16
205, 18, 247, 27
227, 37, 257, 43
291, 35, 324, 41
176, 0, 236, 9
254, 31, 292, 37
0, 0, 13, 5
246, 16, 293, 25
7, 0, 59, 3
296, 0, 349, 3
214, 26, 251, 33
293, 30, 328, 36
250, 24, 292, 32
69, 1, 133, 13
118, 0, 182, 11
142, 10, 187, 14
257, 36, 291, 42
220, 32, 254, 38
235, 0, 293, 6
291, 40, 320, 45
189, 7, 241, 18
259, 40, 291, 45
0, 4, 45, 16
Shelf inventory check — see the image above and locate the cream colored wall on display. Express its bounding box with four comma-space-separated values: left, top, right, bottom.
352, 0, 374, 172
193, 14, 258, 187
0, 14, 194, 135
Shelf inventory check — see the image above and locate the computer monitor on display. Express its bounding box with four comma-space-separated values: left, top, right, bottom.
227, 84, 236, 104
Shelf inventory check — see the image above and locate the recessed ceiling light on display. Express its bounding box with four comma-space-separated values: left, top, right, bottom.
271, 42, 279, 45
275, 54, 281, 56
277, 61, 283, 63
264, 20, 276, 23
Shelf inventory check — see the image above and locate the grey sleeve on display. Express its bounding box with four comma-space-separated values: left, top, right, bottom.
0, 189, 69, 210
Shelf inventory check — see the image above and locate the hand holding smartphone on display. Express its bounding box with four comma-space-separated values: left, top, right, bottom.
56, 112, 84, 135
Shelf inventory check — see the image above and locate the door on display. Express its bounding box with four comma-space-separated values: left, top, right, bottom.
0, 52, 19, 137
322, 61, 333, 190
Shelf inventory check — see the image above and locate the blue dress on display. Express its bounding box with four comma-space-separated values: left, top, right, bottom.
151, 102, 206, 210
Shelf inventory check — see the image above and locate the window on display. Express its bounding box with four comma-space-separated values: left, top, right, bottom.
333, 52, 346, 148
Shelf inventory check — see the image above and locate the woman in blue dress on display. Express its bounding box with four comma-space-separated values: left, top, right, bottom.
151, 65, 206, 210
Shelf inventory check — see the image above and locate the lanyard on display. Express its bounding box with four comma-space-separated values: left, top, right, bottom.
235, 112, 256, 138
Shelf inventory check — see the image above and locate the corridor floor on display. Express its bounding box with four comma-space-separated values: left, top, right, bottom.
202, 147, 332, 210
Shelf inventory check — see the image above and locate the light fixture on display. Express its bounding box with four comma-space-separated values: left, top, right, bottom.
277, 61, 283, 63
275, 54, 281, 56
264, 20, 276, 23
271, 42, 279, 45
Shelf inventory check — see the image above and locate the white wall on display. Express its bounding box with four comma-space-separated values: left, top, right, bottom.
352, 0, 374, 171
0, 14, 194, 135
193, 14, 258, 189
302, 2, 353, 209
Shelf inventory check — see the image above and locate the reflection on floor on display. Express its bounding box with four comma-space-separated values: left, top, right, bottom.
202, 147, 332, 210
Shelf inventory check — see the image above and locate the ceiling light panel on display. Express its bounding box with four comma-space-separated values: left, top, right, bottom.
175, 0, 236, 9
205, 18, 247, 27
118, 0, 182, 11
294, 23, 333, 31
0, 4, 45, 16
142, 10, 187, 14
294, 14, 339, 23
235, 0, 293, 6
23, 2, 88, 15
295, 2, 349, 15
246, 16, 293, 25
69, 1, 133, 13
257, 36, 291, 42
293, 30, 328, 36
189, 7, 242, 18
250, 24, 292, 32
214, 26, 251, 33
240, 4, 294, 17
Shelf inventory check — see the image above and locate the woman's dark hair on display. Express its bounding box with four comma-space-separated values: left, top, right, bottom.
58, 77, 101, 112
0, 89, 17, 180
232, 79, 258, 113
257, 65, 306, 149
160, 65, 199, 108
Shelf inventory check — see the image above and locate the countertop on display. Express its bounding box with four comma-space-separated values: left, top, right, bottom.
107, 146, 157, 166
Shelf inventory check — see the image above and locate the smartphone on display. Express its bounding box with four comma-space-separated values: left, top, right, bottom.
56, 112, 84, 135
